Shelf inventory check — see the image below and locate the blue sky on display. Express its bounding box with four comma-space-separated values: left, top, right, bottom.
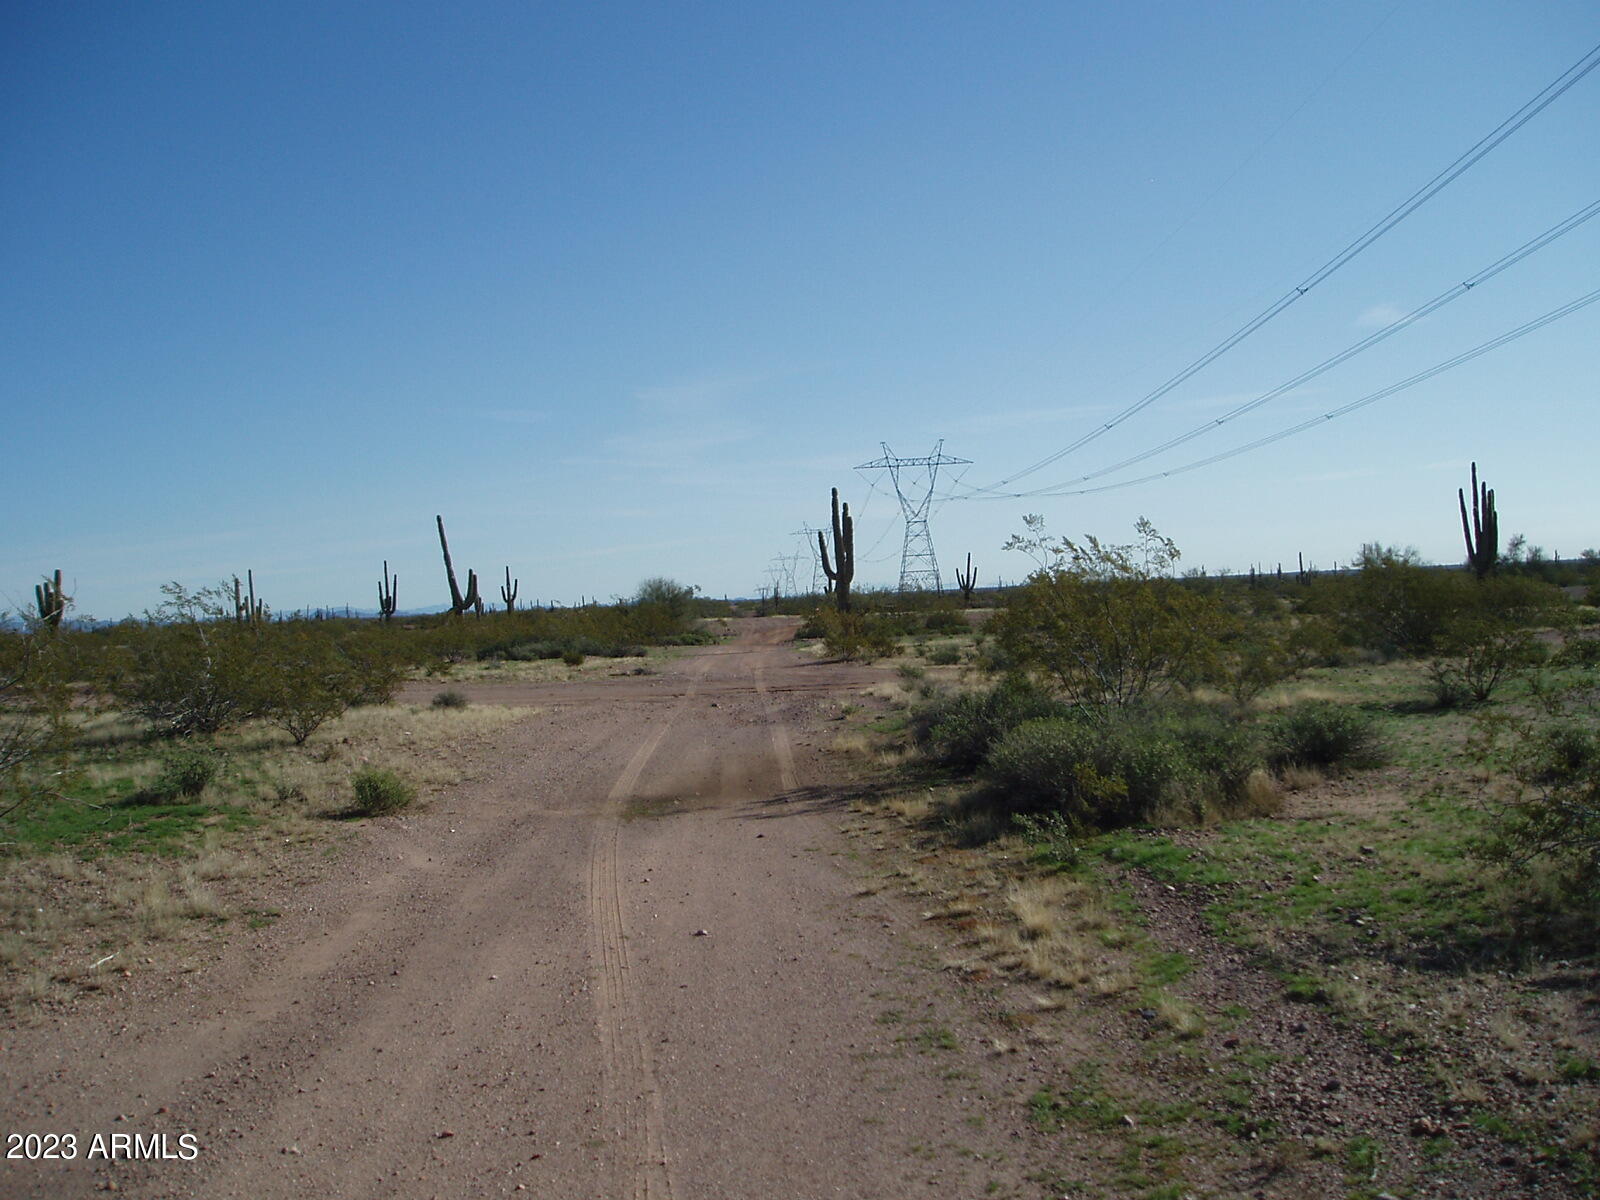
3, 1, 1596, 618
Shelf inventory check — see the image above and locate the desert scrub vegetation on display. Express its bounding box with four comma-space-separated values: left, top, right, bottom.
854, 519, 1600, 1194
347, 767, 415, 817
0, 572, 708, 1012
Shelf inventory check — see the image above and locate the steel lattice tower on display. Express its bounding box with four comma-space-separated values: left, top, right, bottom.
791, 526, 826, 594
855, 441, 971, 594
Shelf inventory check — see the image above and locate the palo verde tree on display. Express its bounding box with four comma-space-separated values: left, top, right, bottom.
818, 487, 855, 612
992, 517, 1224, 711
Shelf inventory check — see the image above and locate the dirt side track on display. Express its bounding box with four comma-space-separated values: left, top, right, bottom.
2, 620, 1058, 1199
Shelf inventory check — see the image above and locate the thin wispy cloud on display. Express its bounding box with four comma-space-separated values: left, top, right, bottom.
942, 403, 1116, 433
631, 371, 771, 414
1355, 303, 1407, 329
480, 408, 551, 425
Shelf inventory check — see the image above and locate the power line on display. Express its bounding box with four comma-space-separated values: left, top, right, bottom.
1026, 285, 1600, 499
981, 196, 1600, 498
960, 37, 1600, 497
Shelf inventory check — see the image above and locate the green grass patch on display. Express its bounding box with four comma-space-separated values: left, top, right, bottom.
2, 792, 259, 857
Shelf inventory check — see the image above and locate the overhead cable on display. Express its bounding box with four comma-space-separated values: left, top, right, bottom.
1025, 286, 1600, 499
961, 38, 1600, 497
1001, 197, 1600, 496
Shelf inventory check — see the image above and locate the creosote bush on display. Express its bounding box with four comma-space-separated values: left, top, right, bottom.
807, 606, 900, 662
982, 704, 1266, 830
1263, 702, 1385, 772
911, 679, 1070, 771
349, 767, 415, 817
431, 689, 469, 709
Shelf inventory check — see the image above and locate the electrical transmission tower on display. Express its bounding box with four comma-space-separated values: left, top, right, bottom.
855, 441, 971, 594
791, 526, 826, 594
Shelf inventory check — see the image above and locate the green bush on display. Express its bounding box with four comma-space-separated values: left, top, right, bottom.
989, 519, 1224, 708
1553, 634, 1600, 669
129, 747, 221, 803
349, 767, 415, 817
983, 705, 1264, 830
925, 644, 962, 666
912, 679, 1069, 771
1427, 617, 1547, 707
1478, 709, 1600, 905
1264, 702, 1385, 771
431, 689, 469, 709
561, 649, 585, 667
808, 607, 900, 661
922, 609, 969, 634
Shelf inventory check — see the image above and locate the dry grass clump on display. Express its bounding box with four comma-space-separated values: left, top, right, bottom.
990, 874, 1129, 992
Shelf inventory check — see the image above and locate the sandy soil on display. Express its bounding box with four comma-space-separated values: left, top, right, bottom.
1, 619, 1063, 1199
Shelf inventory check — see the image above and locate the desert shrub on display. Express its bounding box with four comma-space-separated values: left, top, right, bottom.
628, 578, 699, 639
348, 767, 415, 817
1478, 706, 1600, 905
253, 629, 357, 745
0, 621, 71, 813
655, 629, 717, 646
990, 519, 1225, 709
983, 704, 1265, 830
1264, 702, 1385, 771
809, 607, 900, 661
793, 612, 829, 640
431, 689, 469, 709
561, 650, 585, 666
912, 679, 1070, 771
1308, 546, 1472, 658
922, 608, 969, 634
1553, 634, 1600, 669
501, 637, 644, 661
1427, 618, 1548, 707
1210, 618, 1299, 705
926, 644, 962, 666
116, 598, 266, 737
333, 631, 408, 705
1425, 576, 1566, 706
129, 747, 220, 804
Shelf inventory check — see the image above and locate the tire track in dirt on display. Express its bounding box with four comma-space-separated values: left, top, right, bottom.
587, 656, 713, 1200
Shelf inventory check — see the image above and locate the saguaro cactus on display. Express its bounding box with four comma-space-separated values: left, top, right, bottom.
955, 553, 977, 605
233, 571, 265, 624
378, 561, 398, 622
500, 566, 519, 613
818, 487, 855, 612
1458, 462, 1499, 579
436, 515, 481, 616
34, 569, 65, 628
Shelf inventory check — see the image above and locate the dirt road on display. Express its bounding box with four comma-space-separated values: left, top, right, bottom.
2, 620, 1055, 1199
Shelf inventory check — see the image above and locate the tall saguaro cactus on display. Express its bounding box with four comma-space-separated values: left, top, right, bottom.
34, 569, 65, 628
436, 515, 481, 616
818, 487, 855, 612
378, 561, 398, 622
501, 566, 519, 613
1458, 462, 1499, 579
233, 571, 265, 624
955, 553, 977, 605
